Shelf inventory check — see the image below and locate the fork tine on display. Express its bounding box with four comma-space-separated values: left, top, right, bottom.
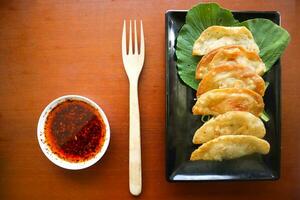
128, 20, 133, 55
134, 20, 138, 55
140, 20, 144, 57
122, 20, 127, 56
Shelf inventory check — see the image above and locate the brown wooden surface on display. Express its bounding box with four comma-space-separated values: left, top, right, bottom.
0, 0, 299, 199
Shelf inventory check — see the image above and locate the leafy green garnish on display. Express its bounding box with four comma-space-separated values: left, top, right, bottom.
261, 110, 270, 122
265, 81, 270, 90
239, 19, 290, 71
201, 115, 212, 123
175, 3, 290, 90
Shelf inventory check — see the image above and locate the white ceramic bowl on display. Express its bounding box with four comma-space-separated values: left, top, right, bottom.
37, 95, 110, 170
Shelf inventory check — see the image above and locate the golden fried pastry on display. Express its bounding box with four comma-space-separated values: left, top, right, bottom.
192, 111, 266, 144
196, 65, 266, 96
190, 135, 270, 161
195, 45, 266, 79
192, 88, 264, 116
192, 26, 259, 56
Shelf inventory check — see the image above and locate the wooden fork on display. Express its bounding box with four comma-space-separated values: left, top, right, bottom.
122, 20, 145, 196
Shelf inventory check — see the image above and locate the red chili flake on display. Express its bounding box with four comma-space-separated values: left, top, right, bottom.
44, 100, 106, 163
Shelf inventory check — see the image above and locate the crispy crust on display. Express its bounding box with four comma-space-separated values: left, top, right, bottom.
192, 26, 259, 56
196, 65, 266, 96
192, 111, 266, 144
190, 135, 270, 161
192, 88, 264, 116
195, 45, 265, 80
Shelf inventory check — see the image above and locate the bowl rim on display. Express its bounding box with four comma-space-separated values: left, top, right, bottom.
37, 95, 110, 170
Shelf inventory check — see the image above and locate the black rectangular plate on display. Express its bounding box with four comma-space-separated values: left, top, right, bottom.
165, 10, 281, 181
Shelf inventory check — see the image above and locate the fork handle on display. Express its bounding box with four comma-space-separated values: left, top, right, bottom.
129, 80, 142, 196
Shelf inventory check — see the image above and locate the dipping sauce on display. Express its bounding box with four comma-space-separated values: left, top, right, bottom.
44, 100, 106, 163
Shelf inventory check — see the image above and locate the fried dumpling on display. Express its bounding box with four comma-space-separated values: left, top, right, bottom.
192, 88, 264, 116
195, 45, 266, 79
193, 111, 266, 144
196, 65, 266, 96
192, 26, 259, 56
190, 135, 270, 161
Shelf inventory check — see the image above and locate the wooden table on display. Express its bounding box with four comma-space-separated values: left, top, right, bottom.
0, 0, 299, 199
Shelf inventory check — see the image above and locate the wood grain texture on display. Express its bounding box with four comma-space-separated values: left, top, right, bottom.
0, 0, 299, 199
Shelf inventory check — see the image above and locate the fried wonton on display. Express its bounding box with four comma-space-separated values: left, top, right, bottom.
195, 45, 266, 79
192, 111, 266, 144
192, 88, 264, 116
192, 26, 259, 56
190, 135, 270, 161
196, 65, 266, 96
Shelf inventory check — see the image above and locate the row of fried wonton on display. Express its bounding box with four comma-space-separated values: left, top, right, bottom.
189, 26, 270, 161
